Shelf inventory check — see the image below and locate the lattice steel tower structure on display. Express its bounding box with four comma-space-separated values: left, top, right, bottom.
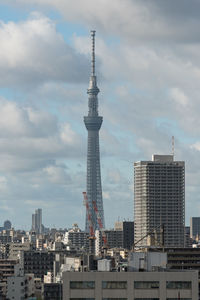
84, 31, 105, 232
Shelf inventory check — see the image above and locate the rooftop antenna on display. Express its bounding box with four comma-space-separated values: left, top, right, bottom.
172, 136, 175, 157
91, 30, 96, 76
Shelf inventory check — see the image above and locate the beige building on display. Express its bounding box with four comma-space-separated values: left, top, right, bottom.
62, 270, 198, 300
134, 154, 185, 248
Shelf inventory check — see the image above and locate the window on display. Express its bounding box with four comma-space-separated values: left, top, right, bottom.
134, 281, 159, 289
70, 281, 95, 289
166, 281, 191, 289
102, 281, 127, 289
134, 298, 159, 300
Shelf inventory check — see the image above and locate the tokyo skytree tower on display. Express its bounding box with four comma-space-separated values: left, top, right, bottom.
84, 31, 105, 232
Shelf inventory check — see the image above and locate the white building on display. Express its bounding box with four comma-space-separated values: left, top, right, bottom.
128, 251, 167, 271
63, 224, 89, 250
6, 264, 35, 300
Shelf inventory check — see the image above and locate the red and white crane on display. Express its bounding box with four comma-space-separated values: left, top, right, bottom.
83, 191, 94, 237
92, 200, 107, 247
83, 191, 108, 254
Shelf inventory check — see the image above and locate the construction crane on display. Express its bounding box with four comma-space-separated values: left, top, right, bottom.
132, 224, 165, 251
83, 192, 96, 255
92, 200, 108, 248
83, 191, 108, 256
83, 192, 94, 237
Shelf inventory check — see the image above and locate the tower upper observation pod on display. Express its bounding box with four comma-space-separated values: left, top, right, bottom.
84, 31, 105, 232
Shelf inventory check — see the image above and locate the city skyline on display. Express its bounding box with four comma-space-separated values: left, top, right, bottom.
0, 1, 200, 228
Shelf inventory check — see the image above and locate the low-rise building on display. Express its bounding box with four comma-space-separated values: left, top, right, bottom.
9, 242, 30, 259
63, 224, 89, 250
62, 270, 198, 300
43, 282, 62, 300
95, 229, 123, 256
6, 264, 35, 300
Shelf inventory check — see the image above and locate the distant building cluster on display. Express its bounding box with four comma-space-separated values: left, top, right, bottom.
0, 219, 199, 299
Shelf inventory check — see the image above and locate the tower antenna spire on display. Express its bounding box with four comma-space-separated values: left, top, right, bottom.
172, 136, 175, 157
91, 30, 96, 76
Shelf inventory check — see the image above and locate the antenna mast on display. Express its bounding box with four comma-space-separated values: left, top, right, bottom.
91, 30, 96, 76
172, 136, 175, 157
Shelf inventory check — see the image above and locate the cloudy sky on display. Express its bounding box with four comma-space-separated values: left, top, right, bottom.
0, 0, 199, 229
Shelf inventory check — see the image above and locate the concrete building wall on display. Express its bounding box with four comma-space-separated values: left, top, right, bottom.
128, 252, 167, 271
7, 273, 35, 300
9, 242, 30, 259
62, 270, 198, 300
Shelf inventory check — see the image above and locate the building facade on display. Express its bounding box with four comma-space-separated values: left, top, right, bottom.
190, 217, 200, 239
95, 229, 123, 256
63, 225, 89, 250
134, 154, 185, 247
62, 270, 198, 300
23, 250, 54, 280
115, 221, 134, 250
32, 208, 42, 234
84, 31, 105, 232
6, 264, 35, 300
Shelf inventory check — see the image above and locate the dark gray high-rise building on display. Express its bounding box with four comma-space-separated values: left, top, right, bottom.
190, 217, 200, 239
134, 154, 185, 248
84, 31, 105, 232
115, 221, 134, 250
3, 220, 11, 230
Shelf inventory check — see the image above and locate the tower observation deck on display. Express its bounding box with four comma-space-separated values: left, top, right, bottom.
84, 31, 105, 232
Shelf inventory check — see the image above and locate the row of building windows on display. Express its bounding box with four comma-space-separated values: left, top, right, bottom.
70, 280, 191, 290
69, 298, 192, 300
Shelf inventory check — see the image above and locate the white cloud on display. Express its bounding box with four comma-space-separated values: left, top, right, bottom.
190, 143, 200, 152
44, 165, 71, 184
0, 98, 83, 172
170, 87, 188, 107
0, 12, 89, 87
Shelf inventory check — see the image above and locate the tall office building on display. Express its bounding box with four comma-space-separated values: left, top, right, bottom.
84, 31, 105, 232
3, 220, 11, 230
134, 155, 185, 247
190, 217, 200, 239
32, 208, 42, 234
